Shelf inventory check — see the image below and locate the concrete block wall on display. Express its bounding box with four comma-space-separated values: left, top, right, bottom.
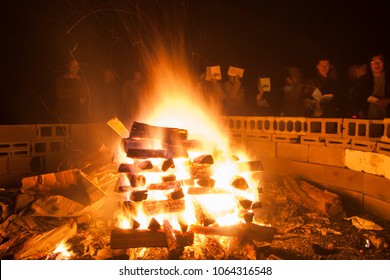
225, 116, 390, 221
0, 123, 122, 188
1, 117, 390, 221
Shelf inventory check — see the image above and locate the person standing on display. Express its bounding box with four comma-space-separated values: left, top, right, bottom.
54, 58, 89, 123
223, 66, 245, 115
121, 69, 145, 126
94, 67, 122, 121
309, 57, 341, 117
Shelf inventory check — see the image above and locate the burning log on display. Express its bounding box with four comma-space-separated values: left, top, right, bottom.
148, 218, 161, 230
110, 228, 194, 249
192, 200, 216, 226
162, 219, 185, 258
140, 199, 185, 216
129, 122, 188, 143
190, 223, 276, 243
168, 187, 185, 200
283, 176, 346, 218
190, 163, 213, 179
127, 148, 166, 159
162, 159, 175, 172
137, 160, 154, 170
196, 178, 216, 188
147, 180, 183, 190
193, 155, 214, 164
187, 187, 231, 195
130, 190, 148, 202
128, 174, 146, 188
230, 175, 249, 190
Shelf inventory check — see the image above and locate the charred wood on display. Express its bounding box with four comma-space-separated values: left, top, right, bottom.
196, 178, 216, 188
283, 176, 346, 218
230, 176, 249, 190
129, 122, 188, 143
110, 228, 194, 249
147, 180, 183, 191
162, 159, 175, 172
190, 223, 276, 243
127, 148, 166, 159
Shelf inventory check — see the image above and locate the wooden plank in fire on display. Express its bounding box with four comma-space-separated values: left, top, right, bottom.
190, 223, 276, 243
129, 122, 188, 143
110, 228, 194, 249
127, 148, 166, 159
148, 180, 182, 190
124, 199, 186, 216
187, 187, 231, 195
190, 163, 213, 179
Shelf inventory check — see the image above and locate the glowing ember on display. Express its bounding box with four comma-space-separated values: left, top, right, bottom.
47, 240, 73, 260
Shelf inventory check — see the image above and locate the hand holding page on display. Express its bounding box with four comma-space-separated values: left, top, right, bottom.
321, 94, 334, 102
367, 95, 379, 103
259, 77, 271, 92
227, 66, 244, 78
205, 65, 222, 81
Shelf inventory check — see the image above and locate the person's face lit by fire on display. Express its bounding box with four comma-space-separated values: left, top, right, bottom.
316, 59, 331, 78
67, 60, 80, 76
370, 55, 384, 76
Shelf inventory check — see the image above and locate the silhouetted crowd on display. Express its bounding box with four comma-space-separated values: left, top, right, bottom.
1, 51, 389, 126
199, 52, 390, 120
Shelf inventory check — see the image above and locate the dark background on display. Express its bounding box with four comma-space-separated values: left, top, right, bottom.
1, 0, 389, 124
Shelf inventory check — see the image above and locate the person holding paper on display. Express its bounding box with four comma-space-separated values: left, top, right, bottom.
200, 66, 226, 112
308, 57, 340, 117
255, 76, 274, 116
224, 66, 245, 115
353, 53, 390, 119
280, 67, 321, 117
54, 58, 89, 123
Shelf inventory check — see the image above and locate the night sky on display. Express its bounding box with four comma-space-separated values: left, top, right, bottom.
1, 0, 390, 124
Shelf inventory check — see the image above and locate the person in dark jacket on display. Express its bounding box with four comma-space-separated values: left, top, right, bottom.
352, 53, 390, 119
308, 57, 341, 117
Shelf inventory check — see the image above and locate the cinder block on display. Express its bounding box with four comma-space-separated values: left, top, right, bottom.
276, 143, 308, 162
343, 119, 384, 140
36, 124, 70, 138
308, 145, 345, 167
8, 157, 32, 174
31, 140, 64, 155
0, 142, 30, 157
246, 116, 275, 134
345, 149, 390, 179
376, 142, 390, 157
246, 133, 272, 142
288, 161, 364, 193
363, 173, 390, 202
382, 118, 390, 143
306, 118, 343, 138
301, 136, 325, 146
0, 157, 8, 176
325, 138, 351, 148
274, 117, 307, 135
364, 195, 390, 222
272, 134, 299, 143
247, 139, 276, 159
350, 139, 376, 152
0, 125, 36, 142
224, 116, 247, 135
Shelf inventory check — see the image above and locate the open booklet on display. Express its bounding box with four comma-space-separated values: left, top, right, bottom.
311, 88, 333, 102
367, 95, 379, 103
321, 94, 334, 102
